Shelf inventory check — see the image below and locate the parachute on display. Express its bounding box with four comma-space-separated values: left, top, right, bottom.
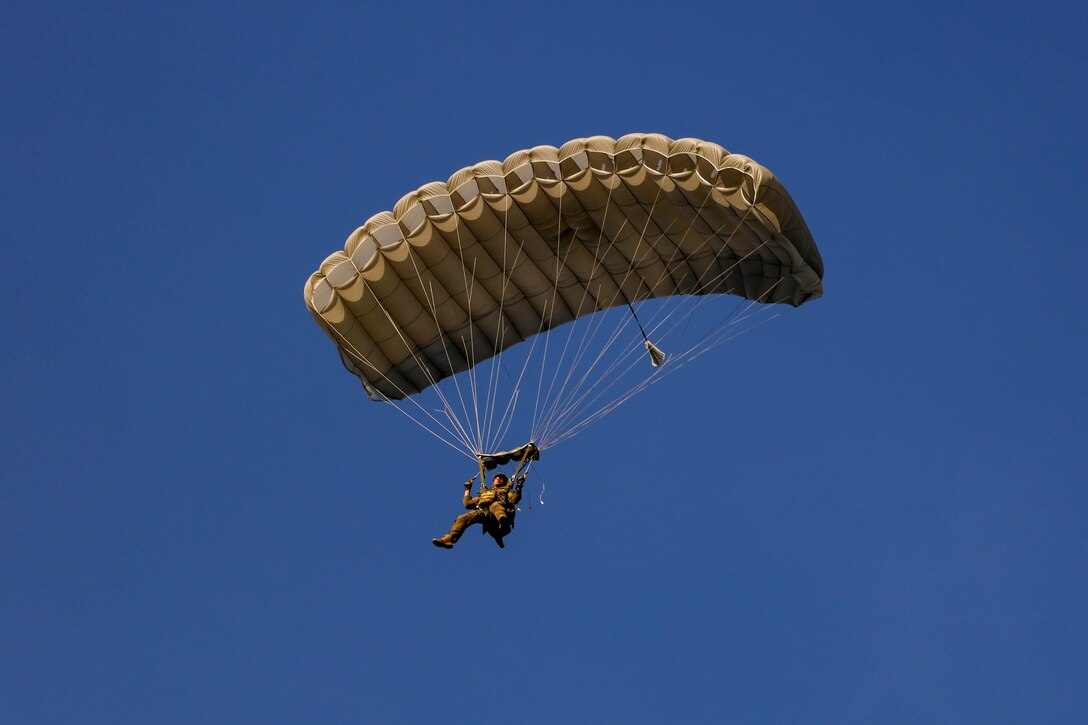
304, 133, 822, 464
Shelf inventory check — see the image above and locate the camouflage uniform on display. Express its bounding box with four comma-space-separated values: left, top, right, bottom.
433, 477, 523, 548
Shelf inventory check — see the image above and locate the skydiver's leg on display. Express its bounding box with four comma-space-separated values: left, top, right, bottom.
449, 510, 487, 541
484, 503, 514, 548
433, 510, 487, 548
488, 502, 510, 533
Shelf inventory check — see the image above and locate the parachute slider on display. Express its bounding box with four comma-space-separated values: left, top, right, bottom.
477, 442, 540, 471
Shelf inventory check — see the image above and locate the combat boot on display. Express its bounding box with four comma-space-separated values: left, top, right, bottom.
432, 535, 454, 549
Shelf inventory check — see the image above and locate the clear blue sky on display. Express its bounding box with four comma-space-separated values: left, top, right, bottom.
3, 2, 1086, 722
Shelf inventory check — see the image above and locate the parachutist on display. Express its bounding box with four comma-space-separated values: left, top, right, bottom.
432, 472, 525, 549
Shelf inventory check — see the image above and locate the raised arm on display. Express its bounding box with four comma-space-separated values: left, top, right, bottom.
463, 477, 480, 509
508, 475, 526, 505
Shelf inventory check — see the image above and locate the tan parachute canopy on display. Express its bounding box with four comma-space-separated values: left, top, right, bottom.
305, 133, 823, 409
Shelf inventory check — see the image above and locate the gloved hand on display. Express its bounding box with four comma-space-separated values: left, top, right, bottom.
464, 480, 473, 489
